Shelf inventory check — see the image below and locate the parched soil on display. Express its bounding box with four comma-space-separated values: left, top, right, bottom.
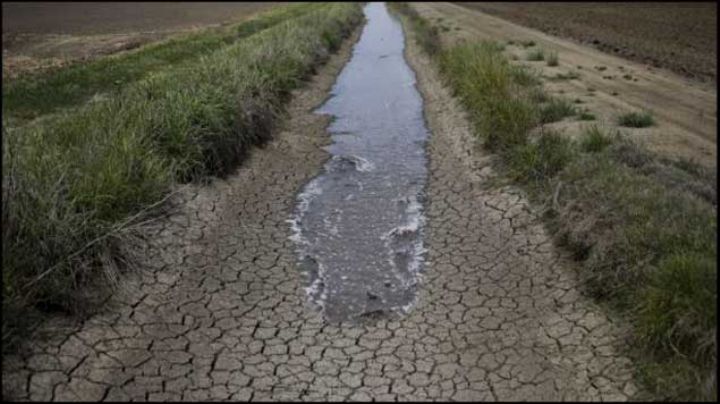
1, 2, 284, 79
416, 2, 717, 168
454, 2, 717, 83
2, 13, 640, 401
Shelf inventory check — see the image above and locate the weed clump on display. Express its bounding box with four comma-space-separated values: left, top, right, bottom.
539, 97, 577, 123
618, 111, 655, 127
510, 130, 575, 184
526, 48, 545, 61
579, 125, 615, 152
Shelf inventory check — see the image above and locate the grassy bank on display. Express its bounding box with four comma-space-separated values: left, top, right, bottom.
2, 2, 363, 348
391, 3, 717, 401
2, 3, 324, 125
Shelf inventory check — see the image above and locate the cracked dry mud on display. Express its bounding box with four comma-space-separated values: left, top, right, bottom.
2, 6, 640, 402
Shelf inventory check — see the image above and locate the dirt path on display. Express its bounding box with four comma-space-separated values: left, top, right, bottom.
417, 2, 717, 168
3, 4, 639, 401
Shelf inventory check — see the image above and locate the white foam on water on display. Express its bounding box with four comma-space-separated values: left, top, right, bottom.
381, 194, 427, 292
351, 155, 375, 172
287, 177, 324, 246
330, 154, 375, 173
303, 259, 328, 310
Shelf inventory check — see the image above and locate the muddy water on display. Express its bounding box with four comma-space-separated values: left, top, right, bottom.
289, 2, 429, 323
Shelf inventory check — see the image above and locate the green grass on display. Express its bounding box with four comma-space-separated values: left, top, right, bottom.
439, 42, 538, 151
579, 125, 616, 152
2, 3, 323, 125
539, 97, 577, 123
546, 50, 559, 66
509, 130, 576, 184
392, 3, 716, 400
618, 111, 655, 127
526, 48, 545, 61
2, 2, 363, 349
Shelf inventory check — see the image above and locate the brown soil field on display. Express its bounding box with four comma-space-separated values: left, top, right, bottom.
2, 2, 284, 78
454, 2, 718, 83
2, 2, 282, 35
416, 2, 717, 168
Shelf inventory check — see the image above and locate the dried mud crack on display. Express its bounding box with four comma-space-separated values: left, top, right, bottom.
2, 4, 640, 401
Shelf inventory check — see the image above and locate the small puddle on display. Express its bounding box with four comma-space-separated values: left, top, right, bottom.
289, 2, 429, 323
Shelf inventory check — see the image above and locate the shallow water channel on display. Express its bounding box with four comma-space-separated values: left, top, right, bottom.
290, 2, 429, 323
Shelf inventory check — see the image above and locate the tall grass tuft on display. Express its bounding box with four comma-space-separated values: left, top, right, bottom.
509, 130, 576, 184
579, 125, 615, 152
539, 97, 577, 123
618, 111, 655, 127
438, 42, 538, 151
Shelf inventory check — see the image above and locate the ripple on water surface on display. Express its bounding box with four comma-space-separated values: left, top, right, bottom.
289, 2, 429, 323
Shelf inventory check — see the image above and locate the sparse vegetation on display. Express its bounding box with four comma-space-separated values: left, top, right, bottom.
618, 111, 655, 127
2, 2, 363, 349
521, 39, 536, 47
393, 3, 716, 400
